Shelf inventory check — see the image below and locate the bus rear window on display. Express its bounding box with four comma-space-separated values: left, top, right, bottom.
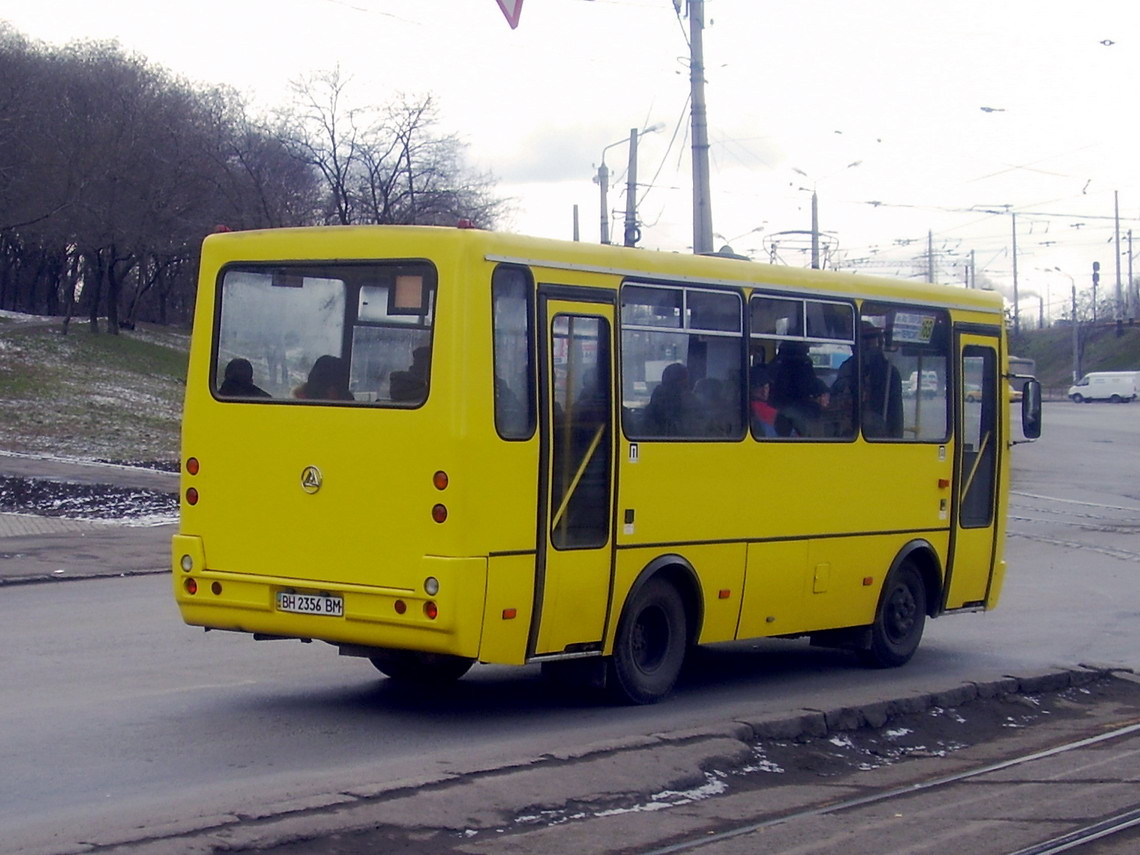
214, 262, 436, 405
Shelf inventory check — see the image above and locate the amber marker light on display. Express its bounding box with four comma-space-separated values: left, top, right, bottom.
431, 504, 448, 523
186, 457, 200, 476
718, 589, 731, 599
502, 608, 517, 620
433, 470, 449, 490
185, 487, 199, 506
863, 576, 874, 586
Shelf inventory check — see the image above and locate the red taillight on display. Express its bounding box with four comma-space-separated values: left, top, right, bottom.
184, 578, 198, 595
424, 601, 438, 620
431, 504, 447, 523
394, 600, 407, 615
433, 470, 449, 490
186, 457, 200, 476
185, 487, 199, 506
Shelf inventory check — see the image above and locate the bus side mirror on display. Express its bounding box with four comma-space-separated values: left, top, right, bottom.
1020, 379, 1042, 439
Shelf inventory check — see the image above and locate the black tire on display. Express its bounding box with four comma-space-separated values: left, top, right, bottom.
1110, 394, 1122, 404
608, 577, 688, 704
1071, 394, 1084, 403
859, 562, 926, 669
368, 649, 474, 685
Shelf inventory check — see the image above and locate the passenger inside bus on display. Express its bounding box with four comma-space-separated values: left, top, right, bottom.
749, 365, 778, 437
833, 323, 902, 437
390, 346, 431, 403
643, 362, 699, 437
693, 376, 737, 436
218, 358, 270, 398
768, 341, 817, 410
294, 355, 354, 401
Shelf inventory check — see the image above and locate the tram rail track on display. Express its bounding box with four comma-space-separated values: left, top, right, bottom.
639, 722, 1140, 855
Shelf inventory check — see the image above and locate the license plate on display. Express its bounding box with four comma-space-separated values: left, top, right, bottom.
276, 591, 344, 617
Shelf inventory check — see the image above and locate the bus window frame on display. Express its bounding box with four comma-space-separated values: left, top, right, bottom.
210, 259, 437, 407
748, 290, 858, 443
492, 264, 538, 441
858, 301, 951, 444
619, 279, 746, 443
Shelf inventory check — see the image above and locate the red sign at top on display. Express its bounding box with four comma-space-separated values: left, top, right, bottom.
496, 0, 523, 29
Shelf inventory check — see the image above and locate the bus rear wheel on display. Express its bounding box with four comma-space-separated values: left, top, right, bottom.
369, 649, 474, 685
859, 561, 926, 669
608, 578, 688, 704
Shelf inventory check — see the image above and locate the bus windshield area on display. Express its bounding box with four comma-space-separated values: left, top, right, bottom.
213, 262, 436, 406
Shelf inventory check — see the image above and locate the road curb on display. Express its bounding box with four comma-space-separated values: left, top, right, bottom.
85, 665, 1133, 855
0, 567, 169, 587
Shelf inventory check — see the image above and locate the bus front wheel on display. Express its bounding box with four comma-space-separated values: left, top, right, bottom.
369, 649, 474, 685
859, 562, 926, 669
608, 578, 688, 704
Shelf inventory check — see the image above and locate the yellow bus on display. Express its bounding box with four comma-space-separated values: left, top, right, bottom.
172, 225, 1041, 703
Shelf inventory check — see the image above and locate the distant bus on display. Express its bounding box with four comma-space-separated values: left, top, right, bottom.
172, 225, 1041, 703
1007, 356, 1036, 400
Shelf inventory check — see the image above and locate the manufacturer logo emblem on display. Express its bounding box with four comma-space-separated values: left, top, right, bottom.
300, 465, 323, 494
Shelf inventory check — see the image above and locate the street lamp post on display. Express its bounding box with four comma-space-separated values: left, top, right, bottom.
1055, 267, 1079, 382
792, 162, 860, 270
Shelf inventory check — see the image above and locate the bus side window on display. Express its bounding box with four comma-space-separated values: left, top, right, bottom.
492, 266, 536, 440
748, 295, 856, 440
621, 283, 744, 440
859, 303, 950, 442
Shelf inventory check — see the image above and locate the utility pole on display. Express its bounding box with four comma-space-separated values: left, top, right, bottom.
1129, 229, 1135, 320
1072, 283, 1080, 382
927, 230, 934, 283
688, 0, 714, 254
1092, 261, 1100, 323
1114, 190, 1122, 320
810, 191, 819, 268
596, 161, 610, 245
1011, 212, 1020, 337
624, 128, 640, 247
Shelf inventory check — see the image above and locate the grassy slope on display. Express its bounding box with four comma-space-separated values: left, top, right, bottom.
1015, 323, 1140, 394
0, 315, 187, 463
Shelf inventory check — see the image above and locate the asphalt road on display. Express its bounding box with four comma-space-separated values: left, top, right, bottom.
0, 401, 1137, 854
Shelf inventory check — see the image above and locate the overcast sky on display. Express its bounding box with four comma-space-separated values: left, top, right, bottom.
3, 0, 1138, 320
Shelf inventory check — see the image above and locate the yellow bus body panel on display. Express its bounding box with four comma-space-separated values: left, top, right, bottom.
173, 225, 1011, 673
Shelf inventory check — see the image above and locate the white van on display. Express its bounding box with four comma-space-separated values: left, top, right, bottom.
1067, 371, 1138, 403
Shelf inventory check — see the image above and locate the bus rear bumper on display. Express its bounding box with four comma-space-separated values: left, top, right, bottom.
171, 537, 486, 658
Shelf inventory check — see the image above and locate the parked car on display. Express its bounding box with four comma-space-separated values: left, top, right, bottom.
904, 370, 939, 398
1067, 371, 1138, 403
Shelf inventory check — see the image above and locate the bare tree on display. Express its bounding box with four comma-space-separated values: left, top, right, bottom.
283, 66, 365, 226
282, 71, 506, 229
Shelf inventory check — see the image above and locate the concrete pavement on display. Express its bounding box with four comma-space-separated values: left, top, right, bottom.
0, 451, 177, 585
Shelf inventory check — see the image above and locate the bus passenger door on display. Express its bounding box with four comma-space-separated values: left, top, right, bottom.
531, 291, 616, 657
946, 332, 1001, 608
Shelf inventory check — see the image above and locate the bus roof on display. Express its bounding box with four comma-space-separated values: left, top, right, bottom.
204, 225, 1005, 316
